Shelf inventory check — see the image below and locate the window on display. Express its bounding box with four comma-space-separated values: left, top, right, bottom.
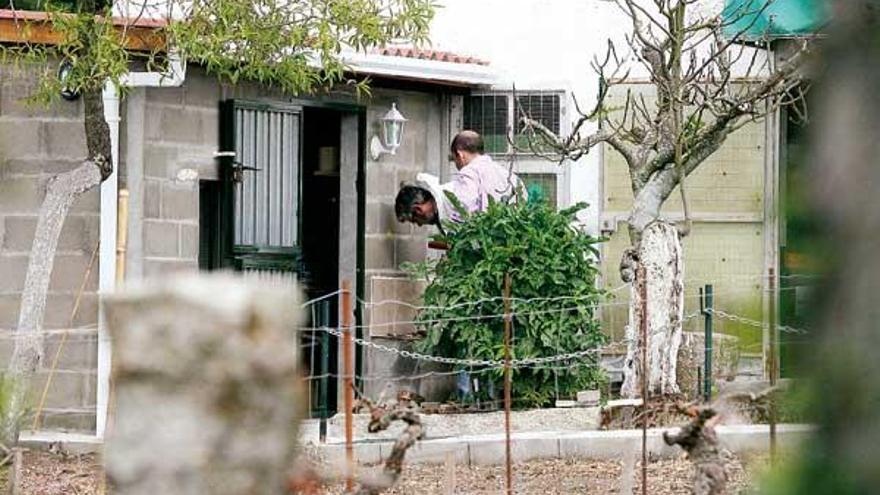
520, 173, 558, 207
463, 91, 563, 155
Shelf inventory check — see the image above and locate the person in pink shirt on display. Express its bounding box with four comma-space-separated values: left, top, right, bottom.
395, 130, 525, 231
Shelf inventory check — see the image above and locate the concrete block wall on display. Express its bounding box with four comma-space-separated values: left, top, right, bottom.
362, 90, 455, 401
128, 70, 220, 279
0, 63, 99, 432
127, 68, 304, 280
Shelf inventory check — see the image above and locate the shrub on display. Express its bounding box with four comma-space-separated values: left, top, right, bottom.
404, 196, 608, 407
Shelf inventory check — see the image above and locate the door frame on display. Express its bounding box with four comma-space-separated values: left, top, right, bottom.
213, 97, 367, 407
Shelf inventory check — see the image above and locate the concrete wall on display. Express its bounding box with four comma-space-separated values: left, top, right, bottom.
0, 63, 100, 432
126, 70, 458, 402
360, 89, 457, 400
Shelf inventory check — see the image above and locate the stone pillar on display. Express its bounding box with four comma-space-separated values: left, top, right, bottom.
103, 273, 304, 495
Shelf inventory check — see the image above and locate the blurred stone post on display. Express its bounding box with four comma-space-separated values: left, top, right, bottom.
103, 273, 305, 495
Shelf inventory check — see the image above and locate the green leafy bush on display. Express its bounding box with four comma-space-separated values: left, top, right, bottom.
404, 196, 608, 408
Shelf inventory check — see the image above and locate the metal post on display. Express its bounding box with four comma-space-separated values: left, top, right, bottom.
768, 268, 778, 463
343, 280, 355, 492
638, 265, 648, 495
704, 284, 714, 402
319, 300, 330, 443
503, 273, 513, 495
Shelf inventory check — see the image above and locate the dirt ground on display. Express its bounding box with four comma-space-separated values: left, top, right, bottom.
321, 455, 760, 495
0, 450, 102, 495
3, 449, 766, 494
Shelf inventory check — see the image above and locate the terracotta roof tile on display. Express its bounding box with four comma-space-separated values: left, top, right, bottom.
376, 47, 489, 66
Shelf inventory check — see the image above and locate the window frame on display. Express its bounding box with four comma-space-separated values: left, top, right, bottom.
464, 90, 566, 157
461, 90, 571, 209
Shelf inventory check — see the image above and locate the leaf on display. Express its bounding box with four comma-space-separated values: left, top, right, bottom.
444, 190, 470, 220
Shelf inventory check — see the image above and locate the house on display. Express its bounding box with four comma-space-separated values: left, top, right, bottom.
0, 10, 497, 438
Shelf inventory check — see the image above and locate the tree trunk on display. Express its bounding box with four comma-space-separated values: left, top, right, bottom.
621, 221, 684, 398
2, 87, 110, 445
103, 274, 305, 495
1, 162, 103, 446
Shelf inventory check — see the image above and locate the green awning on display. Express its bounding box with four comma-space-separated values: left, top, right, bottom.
722, 0, 827, 40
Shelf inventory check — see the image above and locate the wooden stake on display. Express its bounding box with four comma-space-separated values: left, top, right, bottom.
503, 273, 513, 495
343, 279, 355, 492
768, 267, 778, 464
8, 447, 22, 495
444, 452, 456, 495
115, 189, 129, 285
639, 265, 648, 495
31, 242, 100, 432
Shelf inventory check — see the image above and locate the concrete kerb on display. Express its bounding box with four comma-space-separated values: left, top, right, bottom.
19, 424, 815, 465
19, 431, 103, 455
310, 424, 814, 466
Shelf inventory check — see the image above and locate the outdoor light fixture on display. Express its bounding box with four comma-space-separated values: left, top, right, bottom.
58, 60, 80, 101
370, 102, 407, 160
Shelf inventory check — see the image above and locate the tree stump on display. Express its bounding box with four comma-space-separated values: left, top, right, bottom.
103, 273, 305, 495
622, 221, 684, 398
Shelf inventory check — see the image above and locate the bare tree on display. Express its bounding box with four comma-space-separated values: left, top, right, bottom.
519, 0, 810, 397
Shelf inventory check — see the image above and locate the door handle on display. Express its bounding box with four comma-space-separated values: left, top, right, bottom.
231, 161, 262, 183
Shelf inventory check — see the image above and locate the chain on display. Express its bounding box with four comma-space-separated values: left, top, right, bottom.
705, 308, 808, 335
310, 308, 795, 369
317, 326, 610, 368
314, 310, 707, 368
683, 310, 701, 322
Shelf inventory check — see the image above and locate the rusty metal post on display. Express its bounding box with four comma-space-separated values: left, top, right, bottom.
639, 265, 648, 495
503, 273, 513, 495
343, 280, 355, 492
768, 268, 778, 464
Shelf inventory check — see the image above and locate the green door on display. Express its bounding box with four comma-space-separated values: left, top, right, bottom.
221, 100, 305, 280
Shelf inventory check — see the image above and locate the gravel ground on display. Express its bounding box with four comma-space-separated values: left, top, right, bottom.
313, 407, 601, 443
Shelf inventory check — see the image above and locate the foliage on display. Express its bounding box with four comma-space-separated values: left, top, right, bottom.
404, 197, 608, 408
0, 0, 436, 103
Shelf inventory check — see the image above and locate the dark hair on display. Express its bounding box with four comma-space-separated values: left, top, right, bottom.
450, 130, 484, 154
395, 184, 434, 221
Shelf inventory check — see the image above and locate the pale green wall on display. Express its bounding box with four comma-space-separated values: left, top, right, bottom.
600, 84, 766, 351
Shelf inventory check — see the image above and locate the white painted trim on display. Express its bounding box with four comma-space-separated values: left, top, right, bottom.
97, 82, 119, 439
342, 52, 497, 86
120, 50, 186, 87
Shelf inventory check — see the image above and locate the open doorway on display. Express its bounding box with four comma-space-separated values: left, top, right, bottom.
301, 107, 342, 416
200, 101, 356, 416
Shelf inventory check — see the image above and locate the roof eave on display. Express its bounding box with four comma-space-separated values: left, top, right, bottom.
342, 52, 497, 88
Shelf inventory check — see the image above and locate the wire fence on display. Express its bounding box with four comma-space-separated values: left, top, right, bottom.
294, 277, 813, 420
5, 274, 812, 434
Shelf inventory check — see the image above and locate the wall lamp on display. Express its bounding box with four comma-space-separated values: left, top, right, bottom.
369, 103, 407, 160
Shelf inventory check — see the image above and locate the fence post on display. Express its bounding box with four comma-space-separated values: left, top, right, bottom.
768, 268, 778, 463
319, 300, 331, 443
703, 284, 714, 402
342, 280, 355, 492
503, 273, 513, 495
638, 264, 648, 495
